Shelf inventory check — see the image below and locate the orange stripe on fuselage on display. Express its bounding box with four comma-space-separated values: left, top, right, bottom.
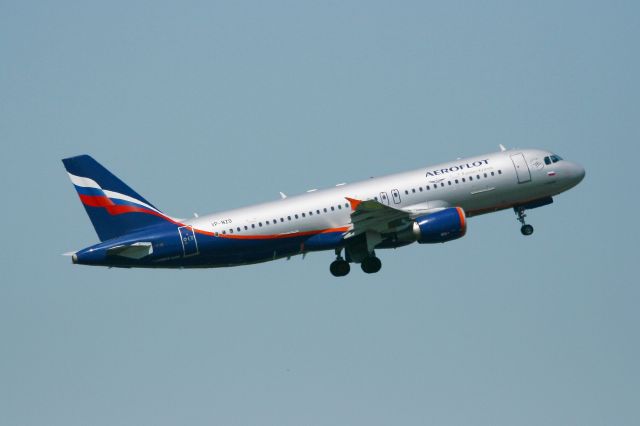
206, 226, 350, 240
80, 192, 350, 241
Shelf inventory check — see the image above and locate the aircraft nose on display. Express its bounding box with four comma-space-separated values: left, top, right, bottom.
568, 161, 586, 185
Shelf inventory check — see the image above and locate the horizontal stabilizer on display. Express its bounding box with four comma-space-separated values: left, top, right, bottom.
106, 242, 154, 259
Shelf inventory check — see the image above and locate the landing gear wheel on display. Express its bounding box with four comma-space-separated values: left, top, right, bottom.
361, 256, 382, 274
521, 224, 534, 236
514, 207, 534, 236
330, 259, 350, 277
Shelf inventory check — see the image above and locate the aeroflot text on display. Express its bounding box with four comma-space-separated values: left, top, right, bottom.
425, 159, 490, 177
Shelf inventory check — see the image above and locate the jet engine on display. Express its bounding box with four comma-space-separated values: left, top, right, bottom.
411, 207, 467, 244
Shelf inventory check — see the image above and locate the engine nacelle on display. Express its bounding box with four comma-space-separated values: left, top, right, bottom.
412, 207, 467, 244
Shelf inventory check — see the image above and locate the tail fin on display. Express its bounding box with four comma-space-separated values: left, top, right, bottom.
62, 155, 173, 241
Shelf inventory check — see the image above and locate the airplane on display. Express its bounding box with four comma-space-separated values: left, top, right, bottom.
62, 146, 585, 276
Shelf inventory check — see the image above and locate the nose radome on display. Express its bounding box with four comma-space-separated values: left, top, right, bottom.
575, 162, 585, 181
569, 162, 586, 184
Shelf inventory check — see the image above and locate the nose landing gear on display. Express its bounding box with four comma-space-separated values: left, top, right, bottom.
514, 206, 534, 236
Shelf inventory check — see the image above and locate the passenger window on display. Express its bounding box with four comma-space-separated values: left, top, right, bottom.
440, 182, 444, 187
287, 215, 292, 220
491, 171, 495, 176
317, 209, 320, 214
455, 179, 459, 184
323, 208, 327, 213
477, 175, 480, 179
251, 224, 255, 229
345, 203, 349, 208
427, 185, 430, 190
462, 177, 466, 182
405, 190, 409, 195
338, 205, 342, 209
331, 207, 335, 211
469, 176, 473, 181
222, 230, 226, 234
295, 214, 299, 219
498, 170, 502, 174
259, 222, 262, 227
302, 213, 306, 217
266, 220, 270, 225
237, 227, 241, 232
484, 173, 487, 178
419, 187, 423, 192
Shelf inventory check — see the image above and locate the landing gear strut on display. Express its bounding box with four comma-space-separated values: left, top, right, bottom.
514, 207, 534, 236
330, 248, 350, 277
361, 255, 382, 274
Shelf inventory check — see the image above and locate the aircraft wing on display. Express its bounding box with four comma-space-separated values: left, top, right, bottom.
344, 198, 452, 239
344, 198, 413, 238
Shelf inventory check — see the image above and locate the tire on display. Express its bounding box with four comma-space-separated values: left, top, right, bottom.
361, 256, 382, 274
521, 224, 534, 236
330, 260, 350, 277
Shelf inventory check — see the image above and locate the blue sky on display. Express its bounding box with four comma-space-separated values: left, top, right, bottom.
1, 1, 638, 425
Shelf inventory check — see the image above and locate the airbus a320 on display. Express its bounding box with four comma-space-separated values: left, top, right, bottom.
62, 147, 585, 276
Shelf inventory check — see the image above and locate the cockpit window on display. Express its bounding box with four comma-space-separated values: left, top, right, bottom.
544, 154, 563, 165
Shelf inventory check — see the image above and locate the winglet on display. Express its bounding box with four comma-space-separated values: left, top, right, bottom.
345, 197, 363, 211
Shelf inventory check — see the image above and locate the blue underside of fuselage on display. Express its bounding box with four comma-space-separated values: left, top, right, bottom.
74, 222, 346, 268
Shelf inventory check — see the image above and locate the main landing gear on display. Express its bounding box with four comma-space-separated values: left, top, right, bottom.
361, 255, 382, 274
330, 249, 350, 277
514, 206, 534, 236
329, 249, 382, 276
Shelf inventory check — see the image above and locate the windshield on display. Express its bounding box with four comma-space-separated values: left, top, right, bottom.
544, 154, 563, 165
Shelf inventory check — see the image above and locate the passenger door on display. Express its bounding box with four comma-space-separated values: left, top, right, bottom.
391, 189, 401, 204
178, 226, 199, 256
511, 153, 532, 183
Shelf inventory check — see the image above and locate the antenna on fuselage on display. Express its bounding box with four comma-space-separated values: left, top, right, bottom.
499, 144, 507, 152
279, 192, 287, 199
